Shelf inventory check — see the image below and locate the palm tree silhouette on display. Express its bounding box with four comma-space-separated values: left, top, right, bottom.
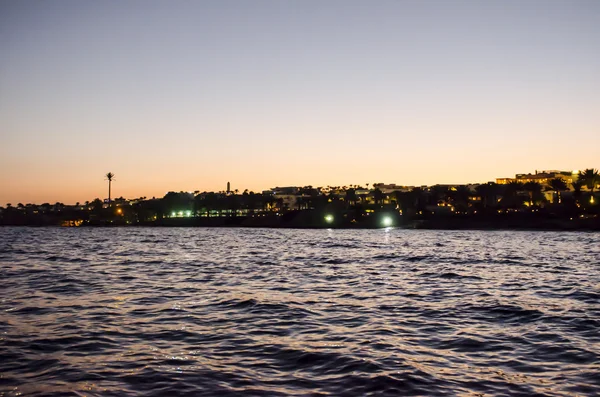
548, 178, 567, 204
105, 172, 115, 205
572, 180, 584, 205
373, 188, 384, 206
475, 183, 495, 209
345, 188, 357, 206
579, 168, 599, 194
523, 181, 542, 206
500, 181, 523, 209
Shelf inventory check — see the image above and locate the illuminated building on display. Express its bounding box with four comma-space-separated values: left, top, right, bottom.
496, 170, 578, 187
372, 183, 412, 194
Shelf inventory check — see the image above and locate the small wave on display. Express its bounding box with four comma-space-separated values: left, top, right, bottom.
372, 253, 398, 259
566, 290, 600, 304
44, 255, 88, 263
322, 258, 350, 264
433, 272, 483, 280
438, 335, 511, 353
320, 242, 361, 249
492, 258, 524, 265
467, 303, 544, 324
405, 255, 432, 262
8, 306, 55, 315
211, 298, 316, 319
532, 344, 598, 364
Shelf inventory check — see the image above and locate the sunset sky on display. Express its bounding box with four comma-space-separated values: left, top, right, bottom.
1, 0, 599, 205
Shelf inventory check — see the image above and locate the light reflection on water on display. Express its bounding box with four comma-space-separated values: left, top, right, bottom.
0, 227, 599, 396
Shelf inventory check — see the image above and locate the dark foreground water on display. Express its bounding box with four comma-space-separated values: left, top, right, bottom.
1, 228, 599, 397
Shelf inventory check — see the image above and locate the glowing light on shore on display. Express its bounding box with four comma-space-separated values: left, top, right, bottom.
382, 216, 393, 227
324, 214, 334, 223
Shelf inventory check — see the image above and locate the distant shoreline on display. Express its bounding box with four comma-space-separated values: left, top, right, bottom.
2, 217, 599, 231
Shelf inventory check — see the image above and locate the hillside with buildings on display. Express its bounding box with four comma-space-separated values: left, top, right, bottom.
1, 169, 599, 229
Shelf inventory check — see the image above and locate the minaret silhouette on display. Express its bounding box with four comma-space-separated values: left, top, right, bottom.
227, 182, 231, 194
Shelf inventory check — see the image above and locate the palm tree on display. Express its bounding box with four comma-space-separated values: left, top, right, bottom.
105, 172, 115, 205
475, 183, 500, 209
572, 180, 584, 205
548, 178, 568, 204
372, 188, 384, 206
345, 188, 357, 206
523, 181, 542, 206
505, 181, 523, 195
578, 169, 599, 205
500, 181, 524, 209
579, 168, 599, 194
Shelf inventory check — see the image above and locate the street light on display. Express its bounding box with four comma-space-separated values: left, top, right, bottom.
382, 216, 393, 227
324, 214, 334, 224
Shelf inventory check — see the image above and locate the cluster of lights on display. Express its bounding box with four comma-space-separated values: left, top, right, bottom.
324, 214, 393, 227
171, 210, 193, 218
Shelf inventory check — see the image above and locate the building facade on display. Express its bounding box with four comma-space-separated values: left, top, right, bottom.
496, 170, 578, 187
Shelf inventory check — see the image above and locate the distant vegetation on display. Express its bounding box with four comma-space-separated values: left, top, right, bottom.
1, 169, 598, 229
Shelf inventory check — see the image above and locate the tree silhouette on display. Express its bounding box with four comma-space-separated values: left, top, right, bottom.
450, 185, 471, 212
105, 172, 115, 205
523, 181, 542, 206
429, 185, 450, 207
579, 168, 599, 194
500, 181, 524, 209
548, 178, 568, 204
373, 188, 384, 206
475, 183, 500, 209
345, 188, 357, 206
410, 187, 426, 213
572, 180, 584, 205
91, 198, 103, 214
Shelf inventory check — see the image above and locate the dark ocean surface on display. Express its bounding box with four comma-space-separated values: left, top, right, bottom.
0, 227, 599, 396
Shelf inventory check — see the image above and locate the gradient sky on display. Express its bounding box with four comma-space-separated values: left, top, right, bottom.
1, 0, 599, 204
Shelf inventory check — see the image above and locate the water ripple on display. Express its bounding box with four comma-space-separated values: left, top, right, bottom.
0, 227, 599, 396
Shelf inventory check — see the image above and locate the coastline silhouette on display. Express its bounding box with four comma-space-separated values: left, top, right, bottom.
1, 169, 598, 230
